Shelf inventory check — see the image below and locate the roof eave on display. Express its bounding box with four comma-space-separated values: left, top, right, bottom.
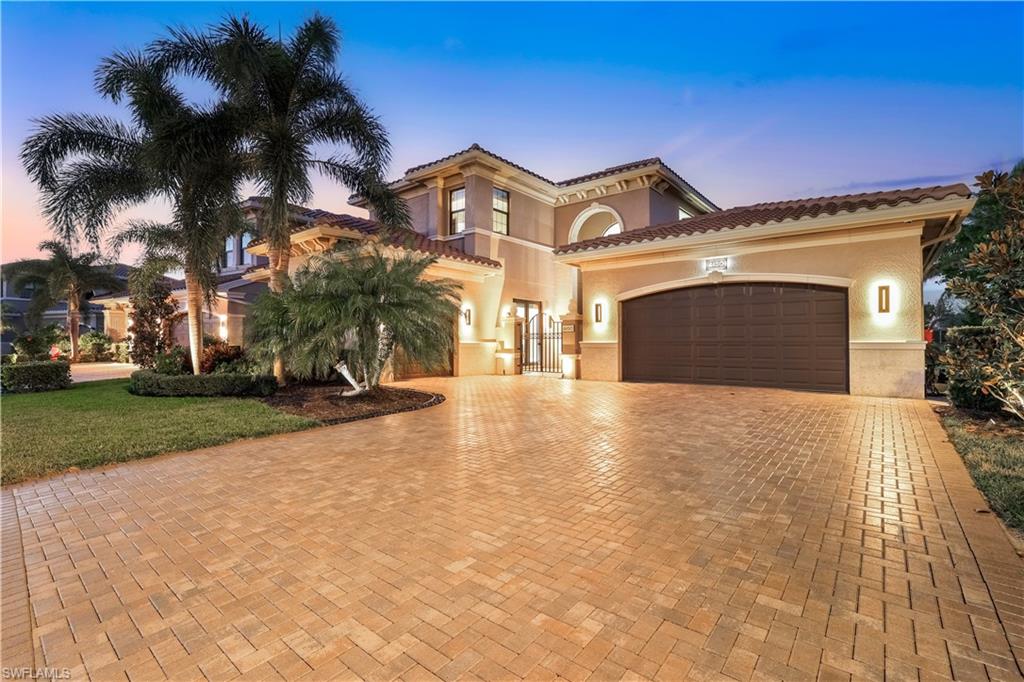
554, 196, 976, 265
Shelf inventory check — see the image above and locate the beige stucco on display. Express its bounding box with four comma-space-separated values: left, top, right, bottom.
569, 226, 929, 397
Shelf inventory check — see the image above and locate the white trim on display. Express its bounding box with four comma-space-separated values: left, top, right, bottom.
581, 340, 618, 345
849, 340, 926, 351
615, 272, 854, 302
556, 196, 976, 265
568, 203, 626, 244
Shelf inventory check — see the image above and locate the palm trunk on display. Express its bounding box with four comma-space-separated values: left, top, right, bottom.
67, 291, 80, 363
184, 272, 204, 375
269, 245, 290, 385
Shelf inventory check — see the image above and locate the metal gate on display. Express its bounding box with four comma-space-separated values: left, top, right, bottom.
521, 314, 562, 373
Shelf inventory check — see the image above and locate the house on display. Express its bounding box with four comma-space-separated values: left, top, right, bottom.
1, 263, 135, 354
240, 143, 973, 398
94, 233, 266, 347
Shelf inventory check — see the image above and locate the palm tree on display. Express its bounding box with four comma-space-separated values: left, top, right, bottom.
248, 245, 460, 390
152, 14, 409, 382
3, 240, 123, 361
21, 51, 246, 373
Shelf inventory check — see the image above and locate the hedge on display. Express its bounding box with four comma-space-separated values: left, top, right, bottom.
0, 361, 72, 393
128, 370, 278, 397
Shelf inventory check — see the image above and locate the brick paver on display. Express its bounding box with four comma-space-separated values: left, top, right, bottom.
2, 377, 1022, 680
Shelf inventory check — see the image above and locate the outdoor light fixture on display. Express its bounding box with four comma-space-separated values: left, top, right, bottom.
877, 285, 891, 313
463, 308, 472, 326
594, 302, 603, 323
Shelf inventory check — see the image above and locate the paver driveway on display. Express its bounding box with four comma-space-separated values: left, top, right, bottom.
2, 377, 1022, 681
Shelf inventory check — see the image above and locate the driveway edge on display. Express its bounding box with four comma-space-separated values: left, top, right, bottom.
914, 401, 1024, 674
1, 488, 34, 671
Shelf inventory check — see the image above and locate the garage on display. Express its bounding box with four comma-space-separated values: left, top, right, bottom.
621, 282, 848, 392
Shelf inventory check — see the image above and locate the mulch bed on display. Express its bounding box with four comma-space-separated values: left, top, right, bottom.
934, 404, 1024, 439
263, 383, 444, 425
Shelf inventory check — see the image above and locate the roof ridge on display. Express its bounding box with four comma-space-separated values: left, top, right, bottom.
740, 183, 971, 210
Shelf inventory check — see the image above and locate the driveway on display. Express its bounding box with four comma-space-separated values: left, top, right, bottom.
2, 377, 1021, 681
70, 362, 138, 383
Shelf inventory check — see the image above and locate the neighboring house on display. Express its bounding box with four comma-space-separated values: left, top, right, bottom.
0, 263, 133, 354
93, 241, 263, 347
240, 143, 973, 398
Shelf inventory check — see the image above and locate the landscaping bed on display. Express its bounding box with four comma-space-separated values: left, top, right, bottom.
935, 405, 1024, 537
264, 383, 444, 425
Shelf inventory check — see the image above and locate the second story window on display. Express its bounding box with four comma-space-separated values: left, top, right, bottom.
241, 232, 255, 266
450, 188, 466, 234
678, 206, 692, 220
222, 235, 235, 268
492, 188, 509, 235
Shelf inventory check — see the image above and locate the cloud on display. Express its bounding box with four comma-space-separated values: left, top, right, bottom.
795, 159, 1018, 196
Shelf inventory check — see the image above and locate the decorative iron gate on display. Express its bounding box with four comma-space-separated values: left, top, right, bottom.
521, 314, 562, 373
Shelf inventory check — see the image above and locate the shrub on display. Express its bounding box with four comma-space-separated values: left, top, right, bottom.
153, 346, 192, 375
111, 341, 131, 363
942, 327, 1005, 412
79, 331, 113, 361
127, 272, 180, 368
200, 341, 244, 374
0, 361, 72, 393
128, 370, 277, 397
13, 325, 66, 361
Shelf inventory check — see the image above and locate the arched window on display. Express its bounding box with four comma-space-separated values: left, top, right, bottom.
602, 223, 622, 237
568, 204, 626, 243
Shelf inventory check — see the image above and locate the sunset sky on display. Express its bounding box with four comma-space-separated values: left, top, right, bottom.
2, 2, 1022, 266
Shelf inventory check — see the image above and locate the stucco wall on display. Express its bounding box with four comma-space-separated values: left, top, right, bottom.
577, 230, 926, 397
554, 189, 656, 246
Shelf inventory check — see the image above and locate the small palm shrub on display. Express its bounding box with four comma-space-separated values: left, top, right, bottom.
13, 325, 66, 361
248, 246, 461, 389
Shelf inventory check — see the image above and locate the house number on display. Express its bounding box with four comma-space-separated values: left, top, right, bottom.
704, 257, 729, 272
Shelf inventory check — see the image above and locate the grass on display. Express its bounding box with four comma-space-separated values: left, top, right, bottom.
1, 379, 318, 486
939, 408, 1024, 534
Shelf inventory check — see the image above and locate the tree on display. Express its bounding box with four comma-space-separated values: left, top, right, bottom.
3, 240, 122, 361
126, 265, 182, 368
248, 245, 460, 391
21, 50, 245, 374
944, 169, 1024, 420
938, 160, 1024, 286
152, 14, 409, 383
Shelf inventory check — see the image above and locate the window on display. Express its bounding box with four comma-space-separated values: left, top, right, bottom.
602, 223, 622, 237
449, 188, 466, 234
222, 235, 235, 268
492, 188, 509, 235
241, 232, 255, 265
678, 207, 692, 220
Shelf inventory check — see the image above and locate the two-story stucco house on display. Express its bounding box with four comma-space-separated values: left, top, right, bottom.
238, 143, 974, 398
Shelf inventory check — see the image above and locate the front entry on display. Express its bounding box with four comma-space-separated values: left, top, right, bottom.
517, 300, 562, 373
621, 282, 849, 392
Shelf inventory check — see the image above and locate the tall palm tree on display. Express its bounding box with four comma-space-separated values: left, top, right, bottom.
21, 51, 246, 373
153, 14, 409, 382
3, 240, 123, 361
248, 245, 460, 390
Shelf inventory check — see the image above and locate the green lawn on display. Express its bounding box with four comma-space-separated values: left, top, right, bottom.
1, 379, 318, 485
940, 409, 1024, 534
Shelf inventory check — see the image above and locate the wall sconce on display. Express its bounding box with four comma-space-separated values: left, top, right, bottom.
463, 308, 472, 326
877, 285, 891, 313
594, 302, 603, 323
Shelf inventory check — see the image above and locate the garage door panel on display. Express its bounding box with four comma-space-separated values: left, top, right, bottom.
622, 282, 848, 392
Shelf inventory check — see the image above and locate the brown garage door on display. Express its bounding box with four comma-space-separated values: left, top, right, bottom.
622, 282, 848, 392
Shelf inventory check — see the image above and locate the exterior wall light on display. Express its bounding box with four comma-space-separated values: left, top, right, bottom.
877, 285, 891, 313
594, 302, 603, 323
463, 308, 472, 326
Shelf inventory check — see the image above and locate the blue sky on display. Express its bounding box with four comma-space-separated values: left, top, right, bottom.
3, 1, 1022, 261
